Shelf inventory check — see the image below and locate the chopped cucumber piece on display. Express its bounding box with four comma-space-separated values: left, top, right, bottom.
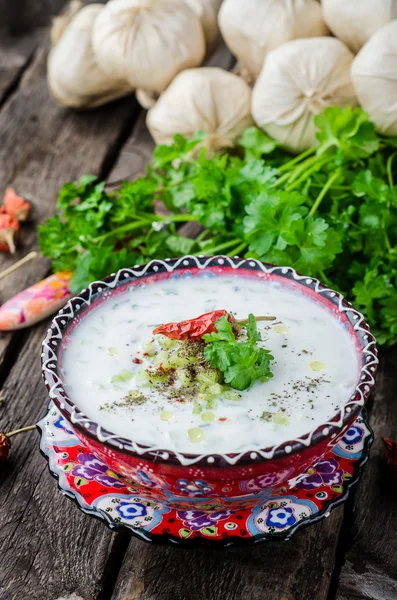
168, 353, 191, 368
107, 347, 120, 356
207, 383, 225, 397
196, 368, 222, 385
134, 370, 151, 384
157, 335, 177, 350
111, 369, 133, 383
144, 341, 157, 356
223, 390, 242, 401
151, 350, 169, 367
193, 401, 202, 415
272, 412, 290, 425
177, 369, 194, 387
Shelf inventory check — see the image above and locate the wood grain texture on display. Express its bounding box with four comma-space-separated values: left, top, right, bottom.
0, 46, 138, 372
0, 0, 66, 34
336, 348, 397, 600
0, 322, 121, 600
0, 33, 39, 106
111, 511, 343, 600
0, 34, 139, 600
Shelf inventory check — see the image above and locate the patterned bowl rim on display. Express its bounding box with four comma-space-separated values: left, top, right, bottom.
41, 255, 378, 468
37, 404, 374, 548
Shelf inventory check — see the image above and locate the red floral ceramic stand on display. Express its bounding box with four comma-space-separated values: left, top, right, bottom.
38, 402, 373, 548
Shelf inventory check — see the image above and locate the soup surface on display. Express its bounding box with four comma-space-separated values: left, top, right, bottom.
61, 273, 359, 454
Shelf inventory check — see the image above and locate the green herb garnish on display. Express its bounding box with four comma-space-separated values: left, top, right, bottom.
203, 314, 274, 391
39, 106, 397, 346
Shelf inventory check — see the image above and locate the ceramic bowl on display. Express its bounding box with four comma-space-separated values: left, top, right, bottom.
41, 256, 378, 511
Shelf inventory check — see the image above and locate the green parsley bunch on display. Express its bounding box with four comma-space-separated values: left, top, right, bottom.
39, 106, 397, 346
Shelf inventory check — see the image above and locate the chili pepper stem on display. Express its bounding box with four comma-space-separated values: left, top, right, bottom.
238, 316, 277, 324
0, 251, 38, 281
6, 425, 36, 438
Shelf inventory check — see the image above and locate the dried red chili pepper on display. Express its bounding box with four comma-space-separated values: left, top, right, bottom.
0, 425, 36, 463
153, 309, 237, 342
0, 214, 19, 253
1, 188, 31, 222
0, 433, 11, 463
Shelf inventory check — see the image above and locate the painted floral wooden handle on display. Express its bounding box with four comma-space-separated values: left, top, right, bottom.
0, 271, 72, 330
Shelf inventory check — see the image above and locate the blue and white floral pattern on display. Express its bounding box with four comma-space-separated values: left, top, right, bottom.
342, 425, 365, 445
116, 501, 148, 520
266, 507, 296, 528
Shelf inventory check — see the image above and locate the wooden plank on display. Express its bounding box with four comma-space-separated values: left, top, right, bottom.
335, 349, 397, 600
0, 40, 140, 599
0, 33, 40, 106
0, 0, 66, 34
0, 45, 139, 373
0, 322, 121, 600
111, 513, 343, 600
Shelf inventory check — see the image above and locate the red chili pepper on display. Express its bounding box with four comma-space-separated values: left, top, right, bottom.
153, 309, 234, 342
1, 188, 31, 222
0, 214, 20, 253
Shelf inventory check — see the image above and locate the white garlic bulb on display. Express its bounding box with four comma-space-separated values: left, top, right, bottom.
185, 0, 223, 54
48, 3, 132, 109
218, 0, 329, 81
146, 67, 253, 151
252, 37, 357, 153
322, 0, 397, 54
92, 0, 206, 97
351, 21, 397, 136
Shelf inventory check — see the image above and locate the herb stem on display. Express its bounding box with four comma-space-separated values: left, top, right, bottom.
95, 220, 151, 243
319, 270, 332, 287
283, 155, 320, 187
227, 241, 247, 257
384, 231, 392, 252
96, 214, 198, 244
200, 239, 240, 254
287, 157, 332, 192
238, 316, 276, 323
195, 229, 208, 243
277, 146, 317, 173
156, 214, 198, 223
386, 151, 397, 187
309, 170, 341, 217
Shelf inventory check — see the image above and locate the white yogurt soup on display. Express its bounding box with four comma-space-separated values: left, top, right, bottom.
61, 274, 359, 454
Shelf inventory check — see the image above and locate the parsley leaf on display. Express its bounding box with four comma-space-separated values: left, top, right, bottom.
203, 314, 273, 391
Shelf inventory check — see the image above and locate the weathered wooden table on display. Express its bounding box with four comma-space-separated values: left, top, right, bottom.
1, 5, 397, 600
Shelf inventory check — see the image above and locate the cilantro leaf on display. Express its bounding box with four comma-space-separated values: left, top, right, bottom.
202, 315, 236, 343
314, 106, 379, 164
203, 315, 273, 391
246, 313, 261, 343
238, 127, 278, 159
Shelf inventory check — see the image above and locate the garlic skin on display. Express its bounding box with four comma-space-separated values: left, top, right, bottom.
351, 21, 397, 136
322, 0, 397, 54
252, 37, 357, 153
146, 67, 253, 151
50, 0, 82, 44
185, 0, 223, 54
92, 0, 206, 95
48, 4, 132, 109
218, 0, 329, 81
